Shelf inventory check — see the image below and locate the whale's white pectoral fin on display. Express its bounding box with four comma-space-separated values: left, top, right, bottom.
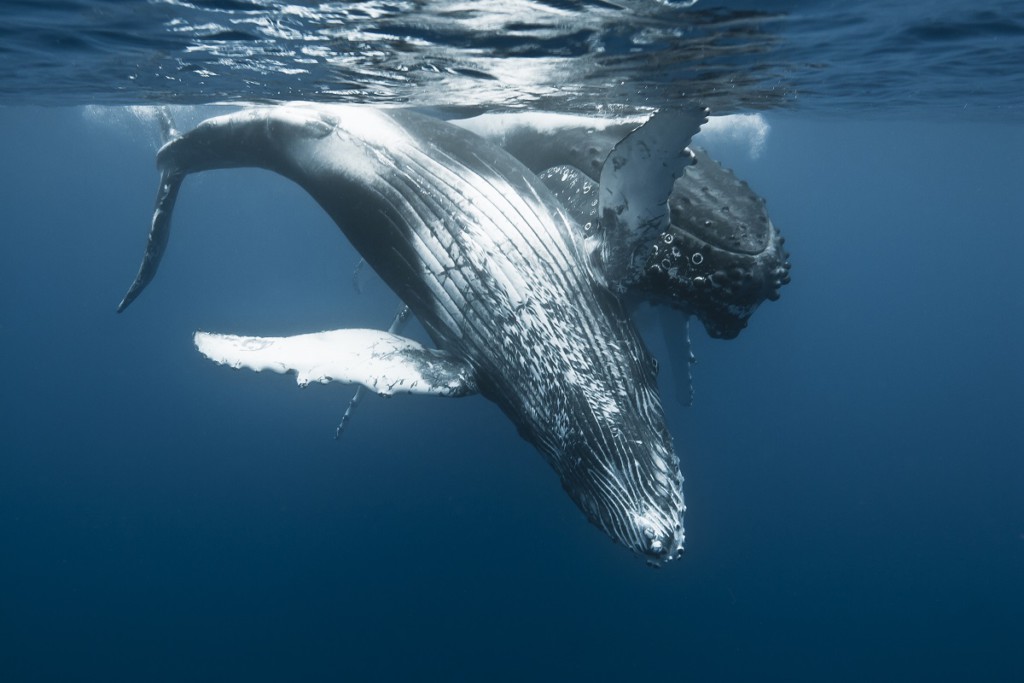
194, 329, 478, 398
598, 106, 709, 289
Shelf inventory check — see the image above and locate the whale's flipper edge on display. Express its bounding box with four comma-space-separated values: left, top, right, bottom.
194, 328, 478, 398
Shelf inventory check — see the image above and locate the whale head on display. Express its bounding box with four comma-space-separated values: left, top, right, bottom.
635, 148, 791, 339
520, 338, 685, 566
560, 413, 685, 566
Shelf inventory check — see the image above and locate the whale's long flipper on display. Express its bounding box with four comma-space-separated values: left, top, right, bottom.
597, 107, 708, 292
194, 328, 478, 398
335, 304, 412, 439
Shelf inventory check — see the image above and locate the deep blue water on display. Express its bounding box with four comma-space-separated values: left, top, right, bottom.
2, 2, 1024, 682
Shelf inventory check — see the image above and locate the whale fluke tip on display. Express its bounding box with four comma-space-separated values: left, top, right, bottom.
117, 169, 185, 315
116, 270, 149, 313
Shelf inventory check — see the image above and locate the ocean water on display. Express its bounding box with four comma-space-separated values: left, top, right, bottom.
1, 2, 1023, 682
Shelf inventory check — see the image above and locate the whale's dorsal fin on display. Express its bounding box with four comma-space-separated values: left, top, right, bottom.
597, 106, 708, 292
194, 329, 478, 398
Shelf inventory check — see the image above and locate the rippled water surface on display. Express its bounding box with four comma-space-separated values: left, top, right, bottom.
2, 0, 1024, 117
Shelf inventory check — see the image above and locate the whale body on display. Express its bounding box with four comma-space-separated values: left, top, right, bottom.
119, 104, 708, 564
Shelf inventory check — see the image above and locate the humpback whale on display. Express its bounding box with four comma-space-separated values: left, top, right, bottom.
454, 112, 791, 340
119, 103, 707, 564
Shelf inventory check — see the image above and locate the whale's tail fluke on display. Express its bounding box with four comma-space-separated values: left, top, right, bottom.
116, 168, 184, 313
117, 106, 182, 313
117, 106, 337, 313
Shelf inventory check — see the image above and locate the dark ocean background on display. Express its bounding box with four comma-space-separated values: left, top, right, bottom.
2, 1, 1023, 681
